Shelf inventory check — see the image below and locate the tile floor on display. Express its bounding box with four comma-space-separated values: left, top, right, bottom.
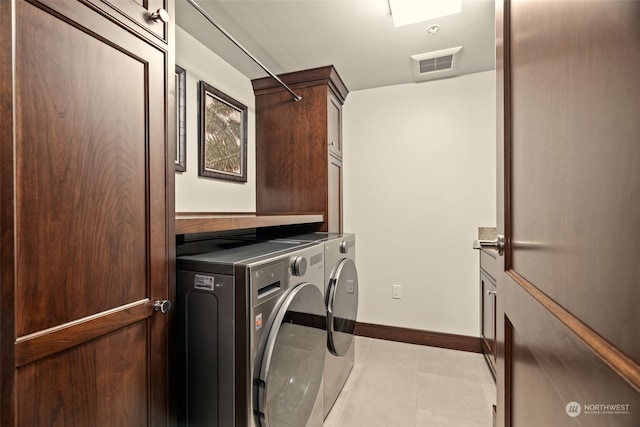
324, 337, 496, 427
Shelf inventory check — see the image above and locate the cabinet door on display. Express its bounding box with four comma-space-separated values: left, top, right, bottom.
328, 92, 343, 159
481, 272, 496, 358
328, 157, 343, 233
0, 0, 172, 425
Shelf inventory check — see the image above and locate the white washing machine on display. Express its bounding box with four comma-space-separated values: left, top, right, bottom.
272, 233, 359, 419
176, 240, 326, 427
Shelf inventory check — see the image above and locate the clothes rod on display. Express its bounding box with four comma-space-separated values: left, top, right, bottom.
185, 0, 302, 102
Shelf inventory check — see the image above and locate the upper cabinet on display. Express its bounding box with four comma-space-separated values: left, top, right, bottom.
327, 91, 343, 159
252, 65, 349, 232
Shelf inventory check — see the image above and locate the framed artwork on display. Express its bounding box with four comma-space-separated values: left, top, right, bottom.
198, 80, 247, 182
175, 65, 186, 172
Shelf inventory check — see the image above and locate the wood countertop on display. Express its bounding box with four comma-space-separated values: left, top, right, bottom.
175, 212, 324, 235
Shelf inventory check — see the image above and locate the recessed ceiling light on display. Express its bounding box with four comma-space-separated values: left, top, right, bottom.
427, 24, 441, 35
389, 0, 462, 27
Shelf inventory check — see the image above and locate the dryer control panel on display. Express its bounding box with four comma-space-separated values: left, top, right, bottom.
251, 261, 286, 308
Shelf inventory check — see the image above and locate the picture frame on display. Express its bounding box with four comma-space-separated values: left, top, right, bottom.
175, 65, 186, 172
198, 81, 247, 182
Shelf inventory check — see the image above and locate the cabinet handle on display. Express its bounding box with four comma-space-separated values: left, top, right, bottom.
149, 8, 169, 23
329, 141, 336, 146
487, 290, 497, 296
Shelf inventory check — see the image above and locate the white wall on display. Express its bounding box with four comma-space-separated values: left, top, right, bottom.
343, 71, 496, 337
175, 26, 256, 212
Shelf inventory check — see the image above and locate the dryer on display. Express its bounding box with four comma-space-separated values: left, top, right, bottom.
175, 240, 326, 427
271, 233, 359, 419
323, 234, 358, 418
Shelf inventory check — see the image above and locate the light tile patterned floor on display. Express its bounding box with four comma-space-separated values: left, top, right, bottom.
324, 337, 496, 427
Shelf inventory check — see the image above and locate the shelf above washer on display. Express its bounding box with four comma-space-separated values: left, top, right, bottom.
175, 212, 324, 235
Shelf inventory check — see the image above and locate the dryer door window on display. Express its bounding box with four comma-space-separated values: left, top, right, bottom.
327, 258, 359, 357
256, 282, 326, 427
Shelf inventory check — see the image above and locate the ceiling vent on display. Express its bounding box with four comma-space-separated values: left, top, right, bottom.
411, 46, 462, 77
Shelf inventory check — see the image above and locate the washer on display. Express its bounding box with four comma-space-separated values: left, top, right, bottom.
272, 233, 359, 419
175, 240, 326, 427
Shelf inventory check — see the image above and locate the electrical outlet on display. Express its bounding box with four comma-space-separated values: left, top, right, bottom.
392, 284, 402, 299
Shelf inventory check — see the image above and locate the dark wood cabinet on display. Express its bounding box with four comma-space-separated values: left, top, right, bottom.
480, 258, 497, 378
0, 0, 174, 425
252, 65, 348, 232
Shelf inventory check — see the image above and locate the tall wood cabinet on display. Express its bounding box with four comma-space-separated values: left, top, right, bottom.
0, 0, 174, 425
252, 66, 349, 232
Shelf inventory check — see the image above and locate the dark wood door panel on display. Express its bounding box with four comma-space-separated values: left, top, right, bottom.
14, 0, 165, 336
327, 92, 342, 159
504, 279, 640, 427
15, 299, 151, 367
1, 0, 171, 425
496, 1, 640, 426
327, 157, 342, 233
480, 273, 495, 357
509, 0, 640, 363
17, 321, 148, 426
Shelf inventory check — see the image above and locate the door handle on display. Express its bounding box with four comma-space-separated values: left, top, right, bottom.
473, 234, 505, 256
153, 300, 172, 314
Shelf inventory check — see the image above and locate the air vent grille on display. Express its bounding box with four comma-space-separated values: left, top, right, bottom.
411, 46, 462, 77
419, 55, 454, 73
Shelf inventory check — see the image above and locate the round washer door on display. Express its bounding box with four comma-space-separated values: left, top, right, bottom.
256, 282, 326, 427
327, 258, 359, 357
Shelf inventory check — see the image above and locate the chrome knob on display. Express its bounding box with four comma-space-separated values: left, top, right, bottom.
149, 8, 169, 23
329, 141, 336, 146
154, 300, 172, 313
487, 290, 497, 296
339, 240, 349, 254
291, 256, 307, 276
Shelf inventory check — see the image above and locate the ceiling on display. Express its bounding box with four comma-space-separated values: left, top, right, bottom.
175, 0, 496, 92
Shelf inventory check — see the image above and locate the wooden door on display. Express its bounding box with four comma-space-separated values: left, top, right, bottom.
0, 0, 174, 425
495, 1, 640, 426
